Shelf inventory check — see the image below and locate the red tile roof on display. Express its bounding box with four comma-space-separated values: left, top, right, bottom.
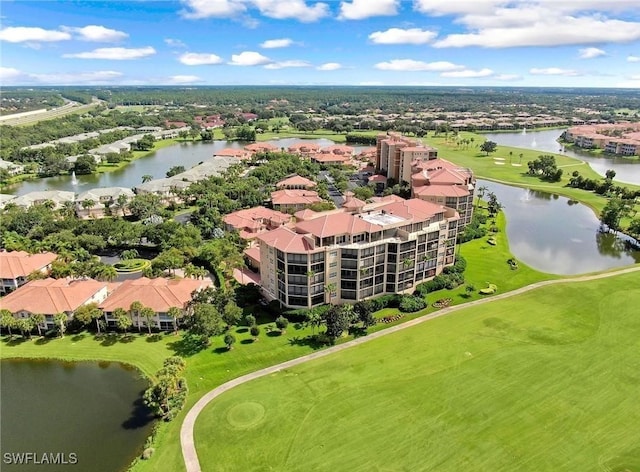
414, 185, 470, 197
100, 277, 210, 313
0, 278, 106, 315
224, 206, 292, 235
256, 226, 317, 253
244, 246, 261, 263
296, 212, 383, 238
214, 148, 252, 159
0, 251, 57, 279
244, 142, 279, 152
271, 189, 322, 206
276, 175, 317, 188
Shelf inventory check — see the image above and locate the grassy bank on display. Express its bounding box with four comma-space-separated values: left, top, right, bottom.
193, 270, 640, 471
424, 133, 640, 219
0, 206, 552, 472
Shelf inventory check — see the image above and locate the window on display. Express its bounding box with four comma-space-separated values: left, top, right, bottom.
330, 272, 337, 278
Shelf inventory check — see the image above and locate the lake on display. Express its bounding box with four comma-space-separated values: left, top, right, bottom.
5, 138, 368, 196
479, 179, 640, 274
0, 358, 155, 472
482, 128, 640, 185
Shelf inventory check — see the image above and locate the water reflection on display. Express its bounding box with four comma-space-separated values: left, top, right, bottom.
483, 129, 640, 185
480, 179, 640, 274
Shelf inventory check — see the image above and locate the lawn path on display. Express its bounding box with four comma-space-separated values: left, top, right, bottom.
180, 265, 640, 472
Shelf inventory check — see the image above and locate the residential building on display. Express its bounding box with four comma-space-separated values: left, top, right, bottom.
0, 251, 57, 294
223, 206, 292, 241
214, 148, 253, 160
100, 277, 211, 331
375, 133, 438, 182
11, 190, 75, 210
410, 159, 475, 227
276, 175, 317, 190
255, 197, 460, 309
0, 278, 108, 330
270, 189, 323, 213
0, 159, 24, 175
75, 187, 135, 219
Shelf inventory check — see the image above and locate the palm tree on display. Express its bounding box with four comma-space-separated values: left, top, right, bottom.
30, 313, 45, 337
142, 174, 153, 183
95, 265, 117, 282
1, 309, 16, 336
167, 306, 183, 334
59, 200, 77, 219
113, 307, 131, 333
115, 194, 129, 217
53, 313, 67, 338
16, 318, 33, 338
141, 307, 156, 334
475, 185, 488, 211
130, 301, 143, 332
324, 282, 337, 305
81, 199, 96, 218
519, 153, 524, 164
401, 258, 414, 269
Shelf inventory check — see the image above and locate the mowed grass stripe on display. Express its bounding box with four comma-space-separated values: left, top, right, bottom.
194, 272, 640, 472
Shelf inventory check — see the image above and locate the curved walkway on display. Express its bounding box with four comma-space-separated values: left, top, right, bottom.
181, 265, 640, 472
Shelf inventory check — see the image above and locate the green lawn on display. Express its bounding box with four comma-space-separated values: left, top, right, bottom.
424, 133, 640, 219
0, 206, 558, 472
193, 270, 640, 472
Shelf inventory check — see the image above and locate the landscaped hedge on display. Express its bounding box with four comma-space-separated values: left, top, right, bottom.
399, 295, 427, 313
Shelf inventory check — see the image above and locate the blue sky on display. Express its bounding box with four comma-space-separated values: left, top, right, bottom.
1, 0, 639, 87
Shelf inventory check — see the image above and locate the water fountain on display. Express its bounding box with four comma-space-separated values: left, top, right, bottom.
531, 138, 537, 148
521, 127, 527, 135
71, 171, 78, 185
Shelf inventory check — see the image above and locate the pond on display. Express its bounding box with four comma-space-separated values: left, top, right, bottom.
0, 358, 155, 472
479, 179, 640, 275
482, 129, 640, 185
5, 138, 368, 196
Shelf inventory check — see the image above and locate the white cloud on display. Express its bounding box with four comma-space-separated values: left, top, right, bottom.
494, 73, 522, 81
441, 68, 493, 78
317, 62, 343, 71
338, 0, 399, 20
419, 2, 640, 48
64, 25, 128, 42
579, 47, 605, 59
251, 0, 329, 22
181, 0, 329, 22
0, 67, 24, 82
165, 38, 187, 48
260, 38, 294, 48
530, 67, 581, 76
167, 75, 203, 84
375, 59, 464, 71
264, 60, 311, 69
30, 70, 124, 85
369, 28, 437, 45
180, 0, 247, 19
179, 52, 223, 65
628, 55, 640, 62
229, 51, 271, 66
0, 26, 71, 43
63, 46, 156, 60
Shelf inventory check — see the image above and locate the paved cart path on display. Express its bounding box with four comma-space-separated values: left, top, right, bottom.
181, 265, 640, 472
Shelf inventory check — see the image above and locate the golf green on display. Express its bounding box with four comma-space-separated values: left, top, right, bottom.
194, 271, 640, 471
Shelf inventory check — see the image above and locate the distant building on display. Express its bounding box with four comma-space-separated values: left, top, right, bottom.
0, 251, 57, 295
276, 175, 317, 190
12, 190, 75, 210
270, 189, 323, 213
0, 278, 108, 330
75, 187, 135, 219
100, 277, 211, 331
375, 133, 438, 182
223, 206, 292, 241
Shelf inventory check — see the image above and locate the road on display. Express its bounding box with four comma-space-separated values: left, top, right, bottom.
0, 98, 102, 126
180, 265, 640, 472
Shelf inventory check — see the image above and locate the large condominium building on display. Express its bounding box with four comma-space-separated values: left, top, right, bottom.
375, 133, 438, 183
411, 159, 475, 227
255, 197, 460, 309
